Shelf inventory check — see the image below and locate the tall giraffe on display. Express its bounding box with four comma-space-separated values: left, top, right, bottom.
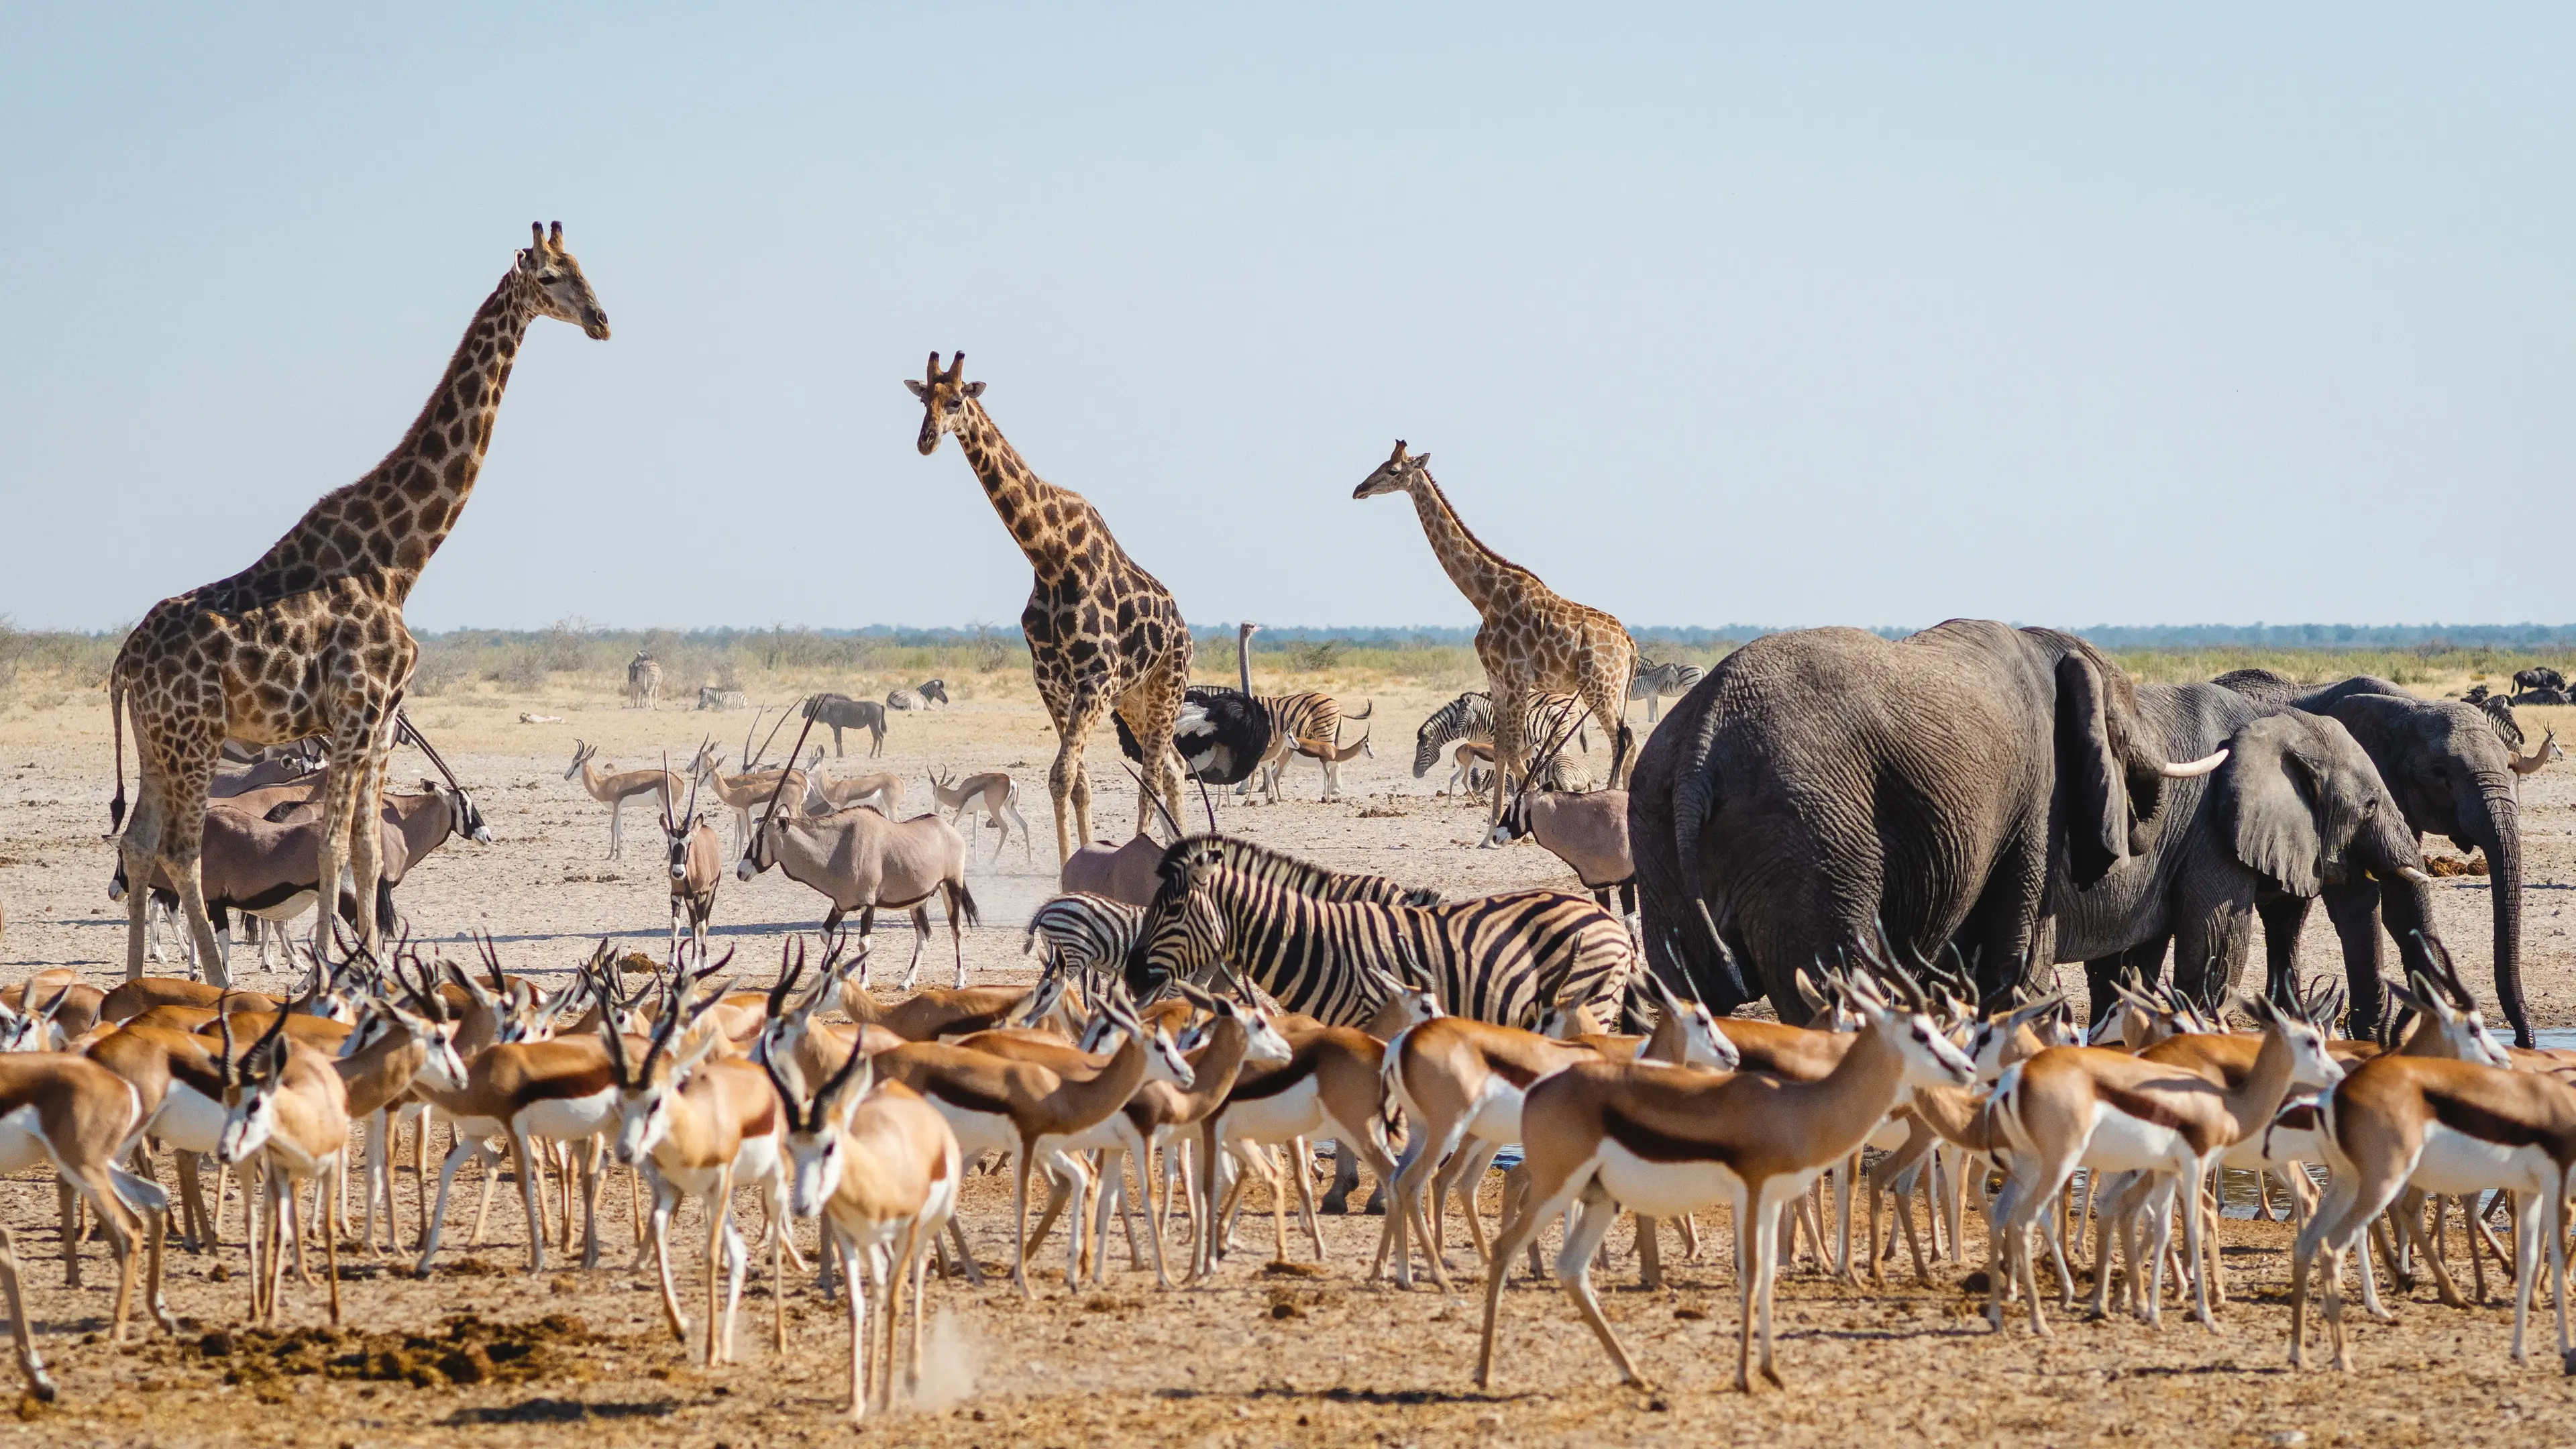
109, 223, 610, 985
907, 352, 1191, 863
1353, 440, 1637, 844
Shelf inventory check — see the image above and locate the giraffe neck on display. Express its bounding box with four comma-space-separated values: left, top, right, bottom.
953, 399, 1077, 576
1402, 472, 1523, 616
229, 269, 542, 606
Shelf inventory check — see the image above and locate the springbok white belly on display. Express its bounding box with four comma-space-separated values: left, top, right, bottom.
151, 1083, 226, 1155
1593, 1141, 1749, 1220
731, 1130, 785, 1187
0, 1105, 50, 1175
1217, 1078, 1325, 1146
2410, 1123, 2551, 1197
1462, 1077, 1525, 1145
517, 1088, 618, 1143
927, 1102, 1016, 1159
2081, 1106, 2194, 1177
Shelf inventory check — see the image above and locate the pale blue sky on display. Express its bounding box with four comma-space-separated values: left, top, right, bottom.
5, 5, 2569, 633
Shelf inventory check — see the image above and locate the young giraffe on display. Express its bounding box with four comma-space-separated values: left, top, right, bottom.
908, 352, 1191, 863
109, 223, 610, 985
1352, 440, 1637, 843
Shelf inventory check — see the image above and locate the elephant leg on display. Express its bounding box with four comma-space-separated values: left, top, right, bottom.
2082, 935, 2170, 1033
1958, 833, 2055, 1004
2320, 880, 2387, 1034
2171, 895, 2257, 1013
2255, 892, 2314, 1012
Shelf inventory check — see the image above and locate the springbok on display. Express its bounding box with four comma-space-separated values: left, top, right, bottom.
1474, 969, 1974, 1394
761, 1032, 961, 1419
602, 973, 793, 1366
929, 769, 1033, 865
566, 741, 685, 859
659, 763, 723, 966
212, 1001, 355, 1326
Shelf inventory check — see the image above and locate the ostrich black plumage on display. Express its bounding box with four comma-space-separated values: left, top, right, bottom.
1115, 622, 1272, 786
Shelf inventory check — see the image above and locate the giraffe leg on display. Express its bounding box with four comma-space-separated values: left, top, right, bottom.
1483, 686, 1531, 848
1115, 661, 1191, 844
1578, 674, 1633, 790
1048, 690, 1115, 863
342, 719, 392, 963
150, 742, 233, 989
118, 766, 176, 985
311, 738, 366, 969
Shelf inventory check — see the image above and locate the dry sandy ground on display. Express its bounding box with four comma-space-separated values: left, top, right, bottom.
0, 676, 2571, 1446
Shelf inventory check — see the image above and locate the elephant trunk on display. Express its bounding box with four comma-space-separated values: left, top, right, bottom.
2467, 775, 2532, 1047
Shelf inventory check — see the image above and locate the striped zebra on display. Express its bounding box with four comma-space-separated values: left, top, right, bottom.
1023, 892, 1147, 978
1122, 835, 1638, 1032
1409, 690, 1591, 782
1238, 692, 1377, 802
1628, 658, 1705, 723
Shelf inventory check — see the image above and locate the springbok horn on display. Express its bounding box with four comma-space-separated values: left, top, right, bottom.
2159, 749, 2229, 779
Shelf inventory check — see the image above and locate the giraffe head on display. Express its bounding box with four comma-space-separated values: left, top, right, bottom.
511, 221, 612, 339
906, 351, 985, 455
1352, 439, 1430, 501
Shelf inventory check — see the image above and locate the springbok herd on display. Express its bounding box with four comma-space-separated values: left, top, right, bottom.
17, 221, 2576, 1432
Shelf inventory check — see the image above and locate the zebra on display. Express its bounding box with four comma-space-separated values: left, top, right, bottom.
1627, 658, 1703, 723
2477, 691, 2528, 747
1122, 835, 1638, 1034
1024, 892, 1146, 977
1238, 692, 1376, 803
625, 652, 662, 710
1409, 691, 1590, 782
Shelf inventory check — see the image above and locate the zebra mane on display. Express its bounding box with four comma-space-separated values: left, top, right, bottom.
1162, 833, 1440, 906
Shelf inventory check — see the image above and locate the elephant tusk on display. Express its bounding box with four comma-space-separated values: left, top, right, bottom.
2159, 749, 2229, 779
2394, 865, 2435, 887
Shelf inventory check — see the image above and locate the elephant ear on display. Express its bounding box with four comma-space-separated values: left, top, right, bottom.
2055, 652, 2134, 887
2220, 714, 2330, 898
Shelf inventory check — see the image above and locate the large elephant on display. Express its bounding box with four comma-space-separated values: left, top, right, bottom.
2053, 688, 2432, 1023
2217, 670, 2534, 1045
1629, 621, 2225, 1019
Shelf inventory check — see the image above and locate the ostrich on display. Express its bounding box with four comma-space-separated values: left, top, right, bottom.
1115, 622, 1271, 788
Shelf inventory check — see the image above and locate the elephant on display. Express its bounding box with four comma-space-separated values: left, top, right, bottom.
2217, 671, 2536, 1046
2051, 688, 2432, 1024
1629, 621, 2226, 1020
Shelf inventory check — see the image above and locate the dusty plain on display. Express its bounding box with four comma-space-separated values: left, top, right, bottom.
0, 667, 2572, 1448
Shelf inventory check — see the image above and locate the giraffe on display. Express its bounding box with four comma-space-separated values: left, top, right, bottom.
1352, 439, 1638, 845
906, 352, 1192, 863
108, 223, 610, 986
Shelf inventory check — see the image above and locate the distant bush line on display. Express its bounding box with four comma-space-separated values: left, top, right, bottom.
4, 619, 2571, 700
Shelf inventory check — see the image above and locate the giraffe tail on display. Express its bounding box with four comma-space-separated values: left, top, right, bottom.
106, 665, 129, 836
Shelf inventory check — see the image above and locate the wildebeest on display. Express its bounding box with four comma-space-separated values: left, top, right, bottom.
802, 692, 888, 757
